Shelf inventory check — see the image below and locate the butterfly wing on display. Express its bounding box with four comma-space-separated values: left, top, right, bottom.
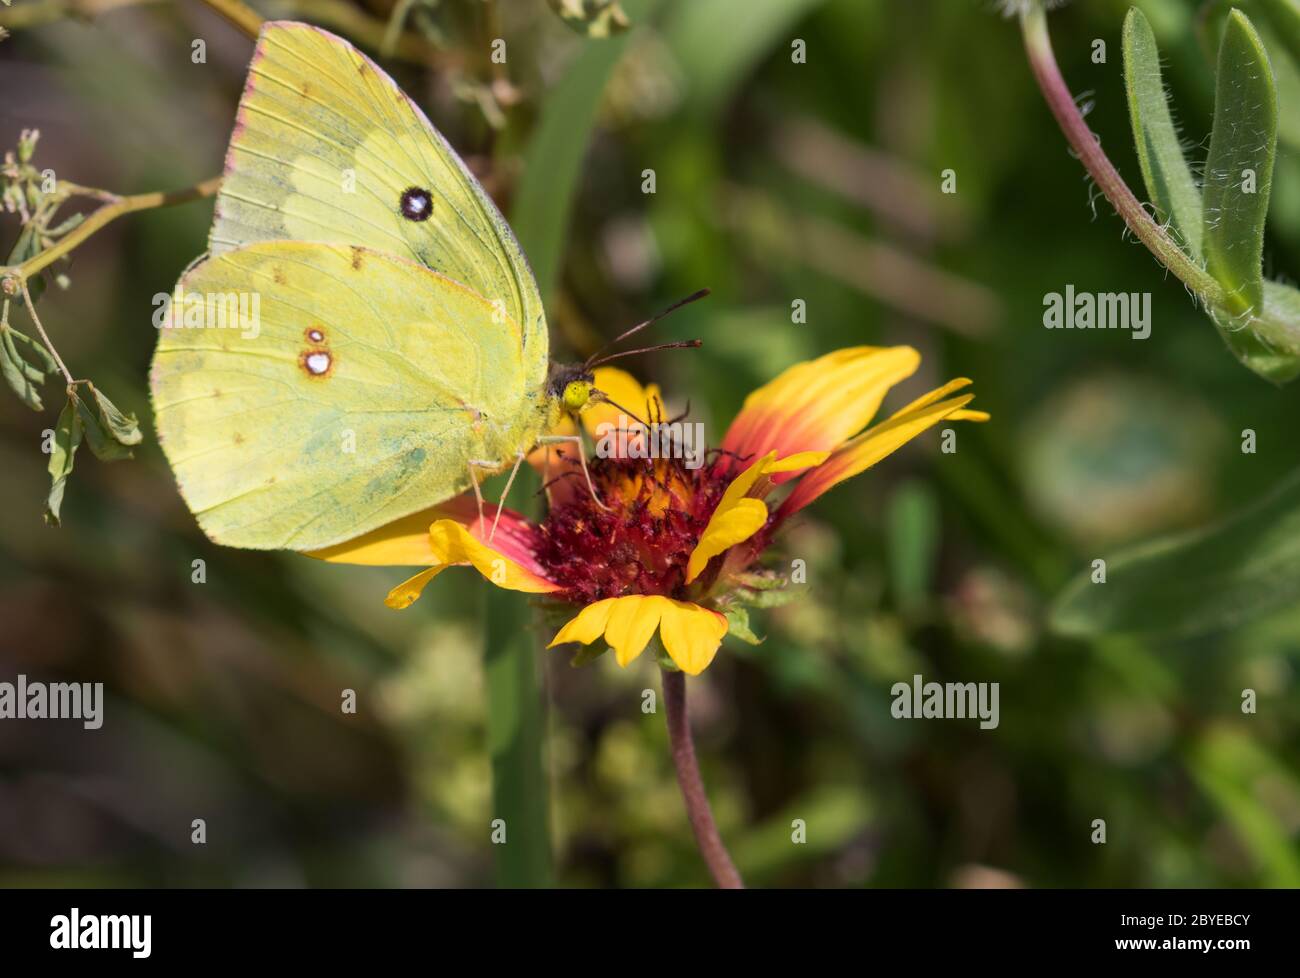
209, 20, 546, 392
150, 241, 545, 551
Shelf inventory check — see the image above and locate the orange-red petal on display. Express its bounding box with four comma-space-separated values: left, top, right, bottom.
721, 346, 920, 469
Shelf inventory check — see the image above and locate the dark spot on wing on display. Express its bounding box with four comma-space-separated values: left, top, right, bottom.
273, 266, 287, 285
350, 246, 364, 271
400, 186, 433, 222
233, 432, 245, 445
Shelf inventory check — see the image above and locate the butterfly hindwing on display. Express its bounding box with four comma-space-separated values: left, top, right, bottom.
209, 20, 547, 392
150, 241, 545, 551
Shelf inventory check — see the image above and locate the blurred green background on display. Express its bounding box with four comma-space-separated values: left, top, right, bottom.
2, 0, 1299, 888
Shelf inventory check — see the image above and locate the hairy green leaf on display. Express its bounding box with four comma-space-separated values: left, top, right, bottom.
1051, 467, 1300, 639
1215, 279, 1300, 383
1203, 9, 1278, 316
1123, 7, 1203, 260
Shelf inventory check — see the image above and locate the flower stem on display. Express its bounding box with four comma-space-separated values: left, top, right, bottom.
1019, 1, 1224, 305
661, 669, 744, 889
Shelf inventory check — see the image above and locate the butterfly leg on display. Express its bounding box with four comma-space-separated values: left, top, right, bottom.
467, 458, 502, 531
536, 434, 609, 511
489, 451, 527, 543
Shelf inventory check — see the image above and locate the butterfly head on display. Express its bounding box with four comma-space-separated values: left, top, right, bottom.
549, 363, 597, 416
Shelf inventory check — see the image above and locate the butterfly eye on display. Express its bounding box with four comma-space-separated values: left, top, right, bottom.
399, 187, 433, 222
562, 380, 593, 411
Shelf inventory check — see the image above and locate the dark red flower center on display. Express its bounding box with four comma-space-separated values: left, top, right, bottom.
535, 455, 734, 604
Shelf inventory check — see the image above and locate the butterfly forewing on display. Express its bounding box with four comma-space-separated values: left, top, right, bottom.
209, 21, 546, 390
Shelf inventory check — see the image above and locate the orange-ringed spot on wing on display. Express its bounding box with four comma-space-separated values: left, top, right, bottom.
305, 327, 326, 343
400, 187, 433, 222
301, 350, 334, 377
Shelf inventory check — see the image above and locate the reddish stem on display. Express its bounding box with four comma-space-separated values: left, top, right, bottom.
662, 669, 744, 889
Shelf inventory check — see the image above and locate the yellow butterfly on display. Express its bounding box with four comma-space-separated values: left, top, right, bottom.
151, 21, 691, 551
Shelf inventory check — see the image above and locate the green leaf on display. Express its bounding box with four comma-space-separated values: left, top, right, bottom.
1203, 9, 1278, 316
547, 0, 630, 37
1051, 467, 1300, 639
1122, 7, 1203, 260
723, 605, 763, 645
0, 327, 46, 410
44, 394, 82, 526
569, 643, 610, 666
72, 385, 141, 462
734, 582, 801, 609
8, 324, 58, 374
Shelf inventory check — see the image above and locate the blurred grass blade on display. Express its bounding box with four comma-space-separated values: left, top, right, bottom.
1051, 468, 1300, 639
1202, 9, 1277, 316
1123, 8, 1203, 260
886, 479, 939, 617
666, 0, 827, 117
483, 585, 553, 887
1187, 728, 1300, 886
490, 1, 658, 887
1256, 0, 1300, 67
511, 0, 656, 309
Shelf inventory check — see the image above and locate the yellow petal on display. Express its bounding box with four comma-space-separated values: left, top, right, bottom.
427, 519, 559, 593
384, 565, 448, 609
659, 600, 728, 675
604, 595, 667, 667
548, 598, 619, 647
685, 497, 768, 584
685, 449, 821, 584
586, 366, 664, 436
309, 505, 446, 566
767, 450, 831, 473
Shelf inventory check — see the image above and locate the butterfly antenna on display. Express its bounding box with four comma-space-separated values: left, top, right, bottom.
586, 339, 701, 369
583, 288, 711, 370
